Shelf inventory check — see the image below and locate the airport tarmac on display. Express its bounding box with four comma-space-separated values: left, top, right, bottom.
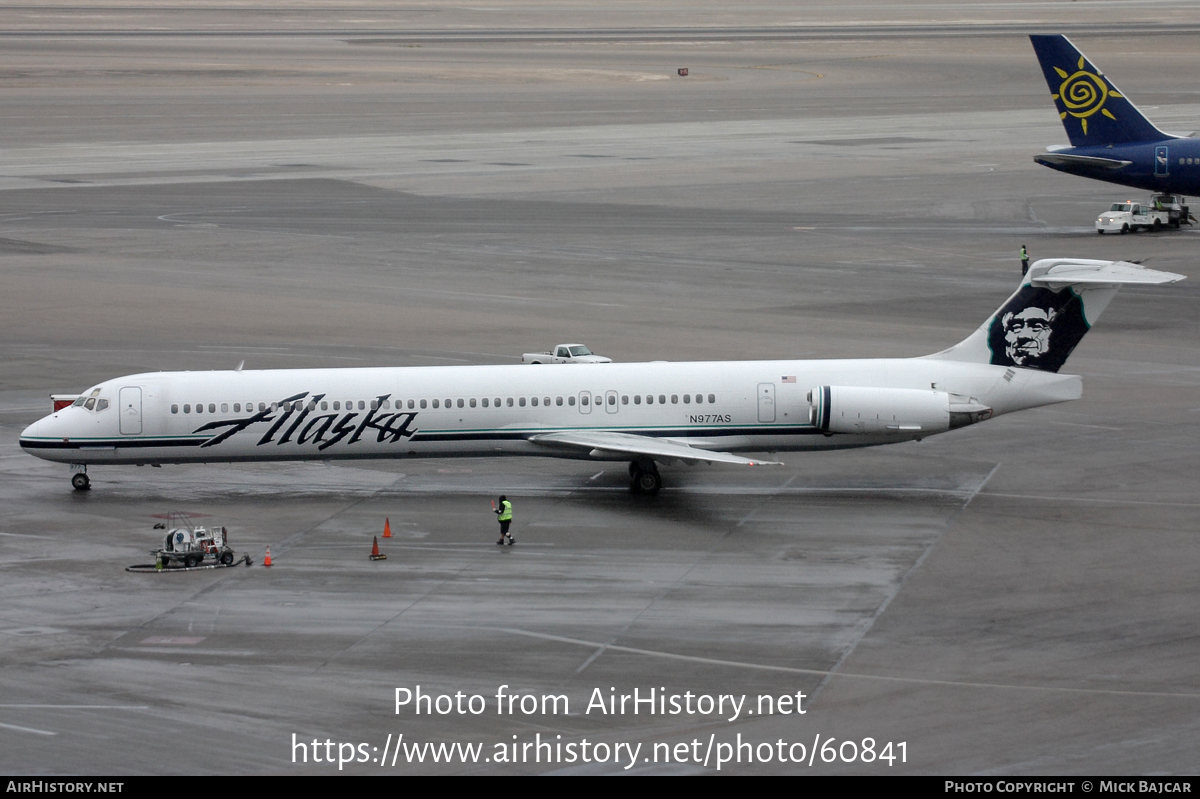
2, 3, 1200, 775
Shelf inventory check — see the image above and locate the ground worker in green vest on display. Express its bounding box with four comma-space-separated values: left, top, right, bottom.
495, 495, 514, 545
1020, 244, 1030, 276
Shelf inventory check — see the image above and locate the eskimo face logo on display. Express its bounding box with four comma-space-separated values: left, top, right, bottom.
987, 286, 1089, 373
1001, 307, 1057, 366
1052, 56, 1121, 137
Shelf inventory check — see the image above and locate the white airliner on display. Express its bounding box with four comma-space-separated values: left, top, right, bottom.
20, 259, 1183, 494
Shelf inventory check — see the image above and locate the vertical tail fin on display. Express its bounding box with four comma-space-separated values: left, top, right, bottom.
1030, 35, 1170, 146
926, 259, 1185, 373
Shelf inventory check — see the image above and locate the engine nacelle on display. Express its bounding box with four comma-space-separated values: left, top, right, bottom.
808, 386, 964, 435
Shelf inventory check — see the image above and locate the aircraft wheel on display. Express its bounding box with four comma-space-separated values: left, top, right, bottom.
633, 469, 662, 495
71, 473, 90, 491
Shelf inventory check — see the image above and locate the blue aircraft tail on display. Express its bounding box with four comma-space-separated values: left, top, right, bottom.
1029, 35, 1170, 147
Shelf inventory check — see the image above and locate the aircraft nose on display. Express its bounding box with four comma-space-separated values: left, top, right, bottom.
19, 418, 41, 448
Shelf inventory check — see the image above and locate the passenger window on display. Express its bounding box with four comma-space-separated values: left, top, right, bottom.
671, 395, 678, 404
646, 395, 653, 404
221, 403, 229, 413
621, 395, 628, 405
184, 404, 191, 413
634, 395, 641, 405
531, 397, 538, 407
519, 397, 526, 407
695, 394, 702, 403
259, 403, 266, 412
457, 398, 464, 408
318, 402, 325, 411
683, 395, 690, 404
358, 401, 365, 410
408, 400, 415, 409
659, 395, 666, 404
433, 399, 440, 409
708, 394, 715, 404
444, 398, 451, 408
568, 396, 576, 406
507, 398, 514, 407
234, 403, 241, 412
556, 397, 563, 406
581, 395, 588, 406
209, 403, 216, 413
172, 404, 179, 414
333, 401, 340, 410
420, 400, 427, 409
371, 400, 378, 410
595, 395, 603, 405
482, 398, 489, 408
494, 397, 501, 407
607, 395, 615, 406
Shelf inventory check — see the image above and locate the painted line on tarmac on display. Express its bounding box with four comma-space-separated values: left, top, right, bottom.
0, 721, 56, 736
474, 624, 1200, 701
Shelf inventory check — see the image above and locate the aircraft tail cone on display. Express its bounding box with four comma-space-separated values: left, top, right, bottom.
264, 546, 273, 568
383, 518, 392, 539
370, 535, 387, 561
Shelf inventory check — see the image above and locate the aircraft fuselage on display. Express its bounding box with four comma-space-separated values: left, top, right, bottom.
1035, 139, 1200, 197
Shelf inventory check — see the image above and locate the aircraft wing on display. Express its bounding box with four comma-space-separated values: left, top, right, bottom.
1034, 153, 1132, 170
528, 430, 783, 466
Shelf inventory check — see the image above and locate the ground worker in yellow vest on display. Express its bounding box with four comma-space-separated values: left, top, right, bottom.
1020, 244, 1030, 276
494, 495, 514, 545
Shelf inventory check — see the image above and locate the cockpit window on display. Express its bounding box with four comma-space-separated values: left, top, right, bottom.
72, 397, 86, 407
97, 399, 109, 411
84, 398, 96, 410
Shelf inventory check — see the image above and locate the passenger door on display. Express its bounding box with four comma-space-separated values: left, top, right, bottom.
757, 383, 776, 423
119, 386, 142, 434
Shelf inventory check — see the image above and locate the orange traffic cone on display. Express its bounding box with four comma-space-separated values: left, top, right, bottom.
369, 535, 387, 561
383, 518, 392, 539
263, 546, 273, 567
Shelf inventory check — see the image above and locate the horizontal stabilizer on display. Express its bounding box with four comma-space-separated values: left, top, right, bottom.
1031, 260, 1186, 289
1034, 153, 1132, 170
529, 430, 783, 466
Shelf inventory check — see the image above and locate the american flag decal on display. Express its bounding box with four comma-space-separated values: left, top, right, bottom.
782, 376, 796, 383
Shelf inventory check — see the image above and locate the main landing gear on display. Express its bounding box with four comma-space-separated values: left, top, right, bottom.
629, 459, 662, 495
70, 465, 90, 491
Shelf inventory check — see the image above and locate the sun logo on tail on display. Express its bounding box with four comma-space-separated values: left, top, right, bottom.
1051, 56, 1121, 136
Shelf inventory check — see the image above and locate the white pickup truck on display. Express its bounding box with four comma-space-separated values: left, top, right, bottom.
522, 344, 611, 364
1096, 201, 1170, 234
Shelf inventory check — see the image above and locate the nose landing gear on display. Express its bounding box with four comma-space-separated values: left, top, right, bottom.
70, 466, 90, 491
629, 459, 662, 495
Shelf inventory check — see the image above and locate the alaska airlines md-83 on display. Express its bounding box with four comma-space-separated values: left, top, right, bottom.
19, 259, 1183, 494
